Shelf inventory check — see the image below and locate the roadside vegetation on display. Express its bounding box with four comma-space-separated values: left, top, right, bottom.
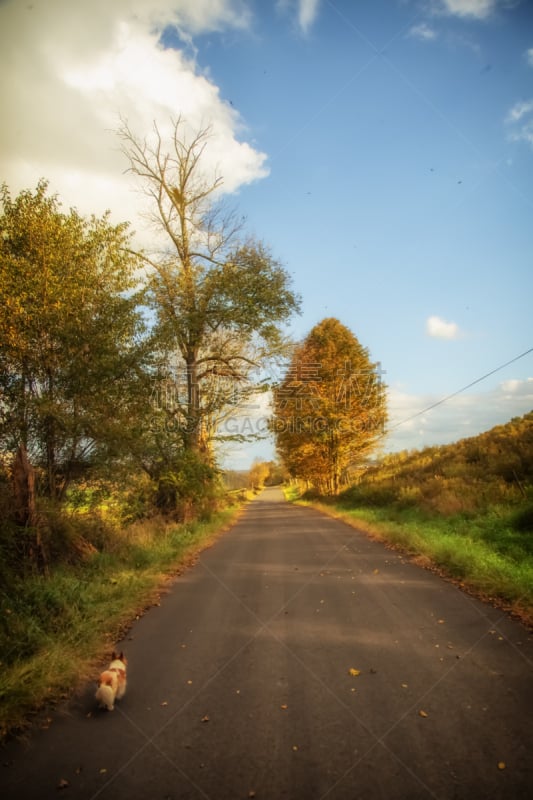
0, 458, 278, 741
288, 412, 533, 623
0, 503, 240, 741
0, 116, 299, 740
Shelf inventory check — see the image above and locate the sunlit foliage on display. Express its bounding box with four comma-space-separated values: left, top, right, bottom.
272, 318, 387, 494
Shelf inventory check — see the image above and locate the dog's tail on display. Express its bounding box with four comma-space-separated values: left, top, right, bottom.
95, 674, 116, 711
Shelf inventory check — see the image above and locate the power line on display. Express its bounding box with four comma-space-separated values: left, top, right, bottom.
389, 346, 533, 432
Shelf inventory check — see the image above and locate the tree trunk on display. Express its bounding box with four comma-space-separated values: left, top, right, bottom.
185, 354, 201, 453
13, 443, 37, 526
12, 443, 48, 574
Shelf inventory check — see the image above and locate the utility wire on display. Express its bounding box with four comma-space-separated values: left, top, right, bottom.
389, 346, 533, 432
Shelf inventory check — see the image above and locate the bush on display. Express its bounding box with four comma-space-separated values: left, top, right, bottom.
512, 505, 533, 533
156, 451, 222, 521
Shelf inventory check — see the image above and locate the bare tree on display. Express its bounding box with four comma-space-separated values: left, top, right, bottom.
118, 117, 300, 458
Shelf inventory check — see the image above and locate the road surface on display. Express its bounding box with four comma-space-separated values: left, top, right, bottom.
1, 487, 532, 799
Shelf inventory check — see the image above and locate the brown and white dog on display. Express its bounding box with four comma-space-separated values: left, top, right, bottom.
95, 652, 127, 711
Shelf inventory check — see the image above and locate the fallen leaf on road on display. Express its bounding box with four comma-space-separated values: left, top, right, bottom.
248, 792, 256, 798
438, 619, 445, 624
99, 769, 107, 774
373, 569, 379, 574
498, 762, 506, 770
292, 745, 299, 751
161, 701, 168, 706
187, 680, 193, 685
201, 715, 210, 723
57, 778, 69, 790
419, 710, 428, 718
280, 704, 288, 710
401, 683, 408, 689
349, 668, 361, 676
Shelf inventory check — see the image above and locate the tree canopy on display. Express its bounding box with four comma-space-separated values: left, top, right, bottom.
272, 317, 387, 494
0, 180, 148, 499
118, 118, 301, 462
0, 118, 302, 532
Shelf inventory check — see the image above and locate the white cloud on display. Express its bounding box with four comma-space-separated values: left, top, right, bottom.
506, 99, 533, 123
386, 378, 533, 452
409, 23, 438, 41
298, 0, 321, 32
0, 0, 266, 243
276, 0, 321, 33
426, 315, 461, 340
526, 48, 533, 67
500, 378, 523, 393
505, 99, 533, 149
438, 0, 496, 19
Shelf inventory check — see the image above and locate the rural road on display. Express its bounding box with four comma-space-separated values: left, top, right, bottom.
1, 487, 532, 800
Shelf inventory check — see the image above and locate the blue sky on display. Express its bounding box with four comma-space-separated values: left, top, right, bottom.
1, 0, 532, 468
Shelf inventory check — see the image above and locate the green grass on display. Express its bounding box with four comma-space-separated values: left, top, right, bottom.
291, 494, 533, 623
282, 484, 301, 502
0, 506, 242, 741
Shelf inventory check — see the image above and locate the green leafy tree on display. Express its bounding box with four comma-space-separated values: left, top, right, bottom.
118, 118, 300, 464
272, 318, 387, 494
0, 180, 148, 500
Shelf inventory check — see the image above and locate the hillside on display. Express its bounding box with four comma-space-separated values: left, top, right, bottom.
300, 411, 533, 622
345, 411, 533, 519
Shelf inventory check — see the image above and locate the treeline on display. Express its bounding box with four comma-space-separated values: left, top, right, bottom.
0, 118, 300, 578
340, 411, 533, 519
224, 460, 286, 493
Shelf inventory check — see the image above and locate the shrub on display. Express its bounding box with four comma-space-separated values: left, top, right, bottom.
512, 505, 533, 533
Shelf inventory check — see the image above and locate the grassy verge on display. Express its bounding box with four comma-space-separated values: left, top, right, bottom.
289, 493, 533, 626
0, 506, 242, 741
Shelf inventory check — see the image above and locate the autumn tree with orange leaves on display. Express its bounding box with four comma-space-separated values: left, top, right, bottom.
271, 318, 387, 494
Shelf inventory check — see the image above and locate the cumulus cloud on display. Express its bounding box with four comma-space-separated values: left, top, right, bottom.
409, 23, 438, 41
0, 0, 267, 241
386, 378, 533, 452
438, 0, 497, 18
426, 315, 461, 340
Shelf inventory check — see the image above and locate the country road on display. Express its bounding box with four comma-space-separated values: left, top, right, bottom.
1, 487, 532, 800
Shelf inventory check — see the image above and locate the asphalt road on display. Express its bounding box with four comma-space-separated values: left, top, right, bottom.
1, 487, 532, 800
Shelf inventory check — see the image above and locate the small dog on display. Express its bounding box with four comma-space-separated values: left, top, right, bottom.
95, 652, 127, 711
